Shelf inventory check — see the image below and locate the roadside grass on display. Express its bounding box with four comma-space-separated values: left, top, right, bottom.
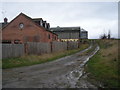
2, 43, 89, 69
86, 39, 119, 88
79, 42, 97, 56
0, 60, 2, 68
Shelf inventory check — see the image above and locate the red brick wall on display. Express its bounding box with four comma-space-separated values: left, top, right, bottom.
2, 14, 57, 43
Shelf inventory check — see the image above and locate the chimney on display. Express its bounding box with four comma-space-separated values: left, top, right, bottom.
4, 17, 8, 24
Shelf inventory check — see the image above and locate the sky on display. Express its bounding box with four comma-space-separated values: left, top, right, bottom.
1, 1, 118, 39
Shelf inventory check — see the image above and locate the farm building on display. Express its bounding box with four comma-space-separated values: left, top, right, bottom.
50, 26, 81, 41
1, 13, 58, 44
80, 28, 88, 39
50, 26, 88, 41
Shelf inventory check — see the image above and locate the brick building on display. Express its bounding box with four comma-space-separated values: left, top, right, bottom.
2, 13, 58, 44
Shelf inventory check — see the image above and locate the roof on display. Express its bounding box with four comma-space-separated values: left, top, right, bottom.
32, 18, 43, 20
43, 21, 46, 23
81, 28, 88, 32
2, 12, 57, 36
0, 22, 8, 29
50, 26, 81, 31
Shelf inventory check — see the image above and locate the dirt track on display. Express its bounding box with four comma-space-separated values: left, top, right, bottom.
2, 44, 99, 88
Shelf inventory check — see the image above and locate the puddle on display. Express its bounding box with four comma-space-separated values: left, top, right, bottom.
3, 45, 100, 88
66, 45, 100, 88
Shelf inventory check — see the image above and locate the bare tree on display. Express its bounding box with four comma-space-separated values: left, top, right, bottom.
108, 30, 111, 39
100, 33, 107, 39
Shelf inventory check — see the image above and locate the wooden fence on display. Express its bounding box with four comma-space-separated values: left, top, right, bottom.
2, 41, 80, 59
67, 41, 79, 50
52, 41, 67, 52
27, 42, 51, 55
2, 44, 24, 59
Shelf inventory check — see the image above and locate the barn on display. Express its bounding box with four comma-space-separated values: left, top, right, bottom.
2, 13, 58, 44
80, 28, 88, 39
50, 26, 81, 41
50, 26, 88, 41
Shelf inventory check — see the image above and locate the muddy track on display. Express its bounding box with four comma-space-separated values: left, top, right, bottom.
2, 44, 99, 88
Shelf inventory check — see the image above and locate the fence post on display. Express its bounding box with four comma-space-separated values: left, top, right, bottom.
67, 41, 69, 50
24, 42, 28, 54
50, 42, 53, 53
78, 40, 80, 48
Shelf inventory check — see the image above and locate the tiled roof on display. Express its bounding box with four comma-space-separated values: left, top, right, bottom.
32, 18, 43, 20
1, 13, 57, 35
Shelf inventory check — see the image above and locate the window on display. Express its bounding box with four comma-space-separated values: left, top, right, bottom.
14, 40, 21, 44
55, 36, 56, 40
33, 35, 40, 42
23, 36, 29, 42
19, 23, 24, 29
47, 23, 50, 30
48, 34, 50, 39
45, 23, 47, 28
2, 40, 11, 44
43, 23, 45, 28
40, 20, 43, 26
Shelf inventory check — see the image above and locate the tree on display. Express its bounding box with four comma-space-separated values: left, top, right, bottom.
108, 30, 111, 39
100, 30, 111, 39
100, 33, 107, 39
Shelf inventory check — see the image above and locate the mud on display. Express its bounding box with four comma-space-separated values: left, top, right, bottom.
2, 44, 99, 88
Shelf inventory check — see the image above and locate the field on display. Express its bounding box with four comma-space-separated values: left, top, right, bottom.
86, 39, 119, 88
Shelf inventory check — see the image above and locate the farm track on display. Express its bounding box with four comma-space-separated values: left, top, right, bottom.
3, 43, 99, 88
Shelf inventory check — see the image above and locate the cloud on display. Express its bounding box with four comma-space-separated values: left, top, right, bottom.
1, 2, 118, 39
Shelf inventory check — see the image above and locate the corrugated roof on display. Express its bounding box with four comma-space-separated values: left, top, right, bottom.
50, 26, 80, 31
81, 28, 87, 32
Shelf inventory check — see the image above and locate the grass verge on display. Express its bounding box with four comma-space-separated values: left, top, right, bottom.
79, 43, 97, 57
3, 43, 89, 69
86, 39, 119, 88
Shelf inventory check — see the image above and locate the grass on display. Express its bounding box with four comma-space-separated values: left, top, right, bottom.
2, 43, 89, 69
86, 39, 119, 88
79, 42, 97, 56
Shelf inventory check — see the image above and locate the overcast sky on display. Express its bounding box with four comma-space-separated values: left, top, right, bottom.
1, 1, 118, 39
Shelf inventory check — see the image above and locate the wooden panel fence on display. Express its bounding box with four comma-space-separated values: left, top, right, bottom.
67, 41, 79, 50
27, 42, 51, 55
2, 41, 81, 59
52, 41, 67, 52
2, 44, 24, 59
